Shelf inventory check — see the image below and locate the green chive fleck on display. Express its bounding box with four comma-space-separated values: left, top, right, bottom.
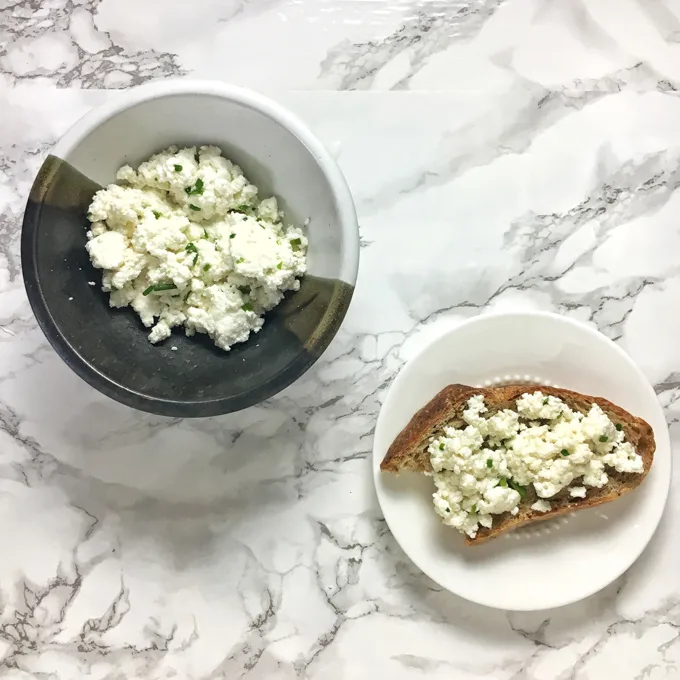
615, 423, 622, 431
439, 443, 445, 451
233, 204, 250, 213
230, 233, 236, 239
486, 459, 493, 468
561, 449, 569, 456
143, 283, 178, 296
203, 264, 211, 271
203, 229, 209, 239
543, 398, 549, 405
193, 254, 198, 266
242, 302, 253, 312
236, 257, 244, 264
184, 178, 204, 196
498, 478, 508, 487
599, 435, 608, 442
277, 262, 283, 270
152, 210, 161, 219
507, 479, 527, 498
185, 242, 198, 254
189, 204, 201, 211
174, 164, 182, 172
290, 238, 302, 251
445, 507, 451, 513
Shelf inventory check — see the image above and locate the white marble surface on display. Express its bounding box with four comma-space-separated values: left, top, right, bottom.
2, 0, 680, 678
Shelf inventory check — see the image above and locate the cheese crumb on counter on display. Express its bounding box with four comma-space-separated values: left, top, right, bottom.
85, 145, 307, 351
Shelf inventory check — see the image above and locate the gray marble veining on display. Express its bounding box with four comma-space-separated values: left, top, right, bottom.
1, 0, 680, 678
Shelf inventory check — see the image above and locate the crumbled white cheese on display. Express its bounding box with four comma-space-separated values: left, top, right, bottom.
430, 391, 644, 538
531, 499, 551, 513
86, 230, 127, 270
516, 392, 565, 421
86, 145, 307, 350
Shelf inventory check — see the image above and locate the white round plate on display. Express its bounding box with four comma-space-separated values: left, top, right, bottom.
373, 312, 671, 611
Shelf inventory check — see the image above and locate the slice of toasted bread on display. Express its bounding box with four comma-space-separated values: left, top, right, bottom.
380, 384, 655, 545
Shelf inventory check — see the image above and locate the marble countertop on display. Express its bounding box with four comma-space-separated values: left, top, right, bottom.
2, 1, 680, 678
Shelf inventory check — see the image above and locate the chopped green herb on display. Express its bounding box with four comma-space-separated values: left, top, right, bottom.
142, 283, 178, 296
193, 253, 198, 266
599, 435, 608, 442
615, 423, 622, 431
561, 449, 569, 456
174, 164, 182, 172
203, 229, 209, 239
445, 507, 451, 513
242, 302, 253, 312
543, 398, 549, 405
185, 242, 198, 254
507, 479, 527, 498
290, 237, 302, 251
184, 178, 204, 196
486, 459, 493, 468
152, 210, 162, 219
203, 264, 211, 271
233, 204, 250, 213
189, 204, 201, 211
236, 257, 245, 264
471, 505, 478, 514
439, 443, 445, 451
498, 478, 508, 487
277, 262, 283, 270
230, 233, 236, 239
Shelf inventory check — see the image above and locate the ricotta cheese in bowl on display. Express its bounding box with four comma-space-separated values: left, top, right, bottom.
21, 80, 359, 416
86, 145, 308, 351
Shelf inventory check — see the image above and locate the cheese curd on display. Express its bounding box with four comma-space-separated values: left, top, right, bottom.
86, 145, 307, 350
429, 391, 644, 538
531, 500, 551, 513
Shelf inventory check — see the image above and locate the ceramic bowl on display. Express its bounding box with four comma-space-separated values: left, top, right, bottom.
22, 81, 359, 417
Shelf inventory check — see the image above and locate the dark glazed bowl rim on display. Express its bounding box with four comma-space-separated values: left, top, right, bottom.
21, 81, 359, 417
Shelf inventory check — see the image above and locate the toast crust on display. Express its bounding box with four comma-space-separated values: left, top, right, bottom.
380, 384, 656, 545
